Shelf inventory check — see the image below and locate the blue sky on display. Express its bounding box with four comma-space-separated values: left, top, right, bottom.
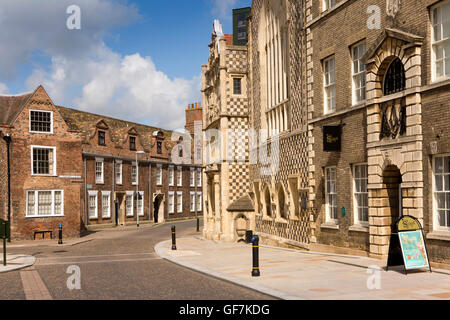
0, 0, 251, 129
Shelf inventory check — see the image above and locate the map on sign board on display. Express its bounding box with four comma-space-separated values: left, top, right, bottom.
398, 231, 429, 270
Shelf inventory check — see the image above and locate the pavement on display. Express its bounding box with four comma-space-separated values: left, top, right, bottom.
0, 254, 35, 273
155, 237, 450, 300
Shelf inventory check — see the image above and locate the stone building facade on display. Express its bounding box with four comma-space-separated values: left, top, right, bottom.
203, 0, 450, 266
306, 0, 450, 264
202, 21, 254, 242
0, 86, 203, 240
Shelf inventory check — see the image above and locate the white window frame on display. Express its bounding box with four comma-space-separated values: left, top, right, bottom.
126, 191, 134, 217
190, 192, 196, 212
190, 168, 195, 187
88, 190, 98, 219
433, 155, 450, 231
169, 166, 175, 186
197, 192, 202, 212
101, 191, 111, 218
431, 0, 450, 82
156, 164, 163, 186
137, 191, 144, 217
29, 110, 53, 134
353, 164, 369, 226
31, 146, 57, 176
177, 166, 183, 187
177, 192, 183, 213
95, 158, 104, 184
26, 190, 64, 218
168, 191, 175, 214
323, 0, 336, 11
197, 168, 202, 187
323, 56, 336, 114
325, 167, 338, 224
351, 42, 366, 105
115, 160, 123, 185
131, 162, 138, 185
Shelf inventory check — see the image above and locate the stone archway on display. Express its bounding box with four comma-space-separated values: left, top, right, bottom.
153, 194, 165, 224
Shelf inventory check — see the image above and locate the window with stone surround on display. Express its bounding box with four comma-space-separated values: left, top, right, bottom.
168, 192, 175, 214
323, 56, 336, 114
126, 192, 134, 217
177, 166, 182, 186
130, 136, 137, 151
352, 42, 366, 104
115, 161, 122, 185
156, 165, 162, 186
137, 191, 144, 217
197, 168, 202, 187
434, 155, 450, 231
383, 58, 406, 95
27, 190, 63, 217
325, 167, 338, 223
169, 166, 175, 186
131, 162, 138, 185
353, 164, 369, 225
432, 0, 450, 81
233, 77, 242, 95
177, 192, 183, 213
98, 131, 106, 146
190, 168, 195, 187
197, 192, 202, 211
190, 192, 196, 212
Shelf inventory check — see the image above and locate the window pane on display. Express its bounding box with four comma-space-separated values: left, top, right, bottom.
38, 191, 52, 216
28, 192, 35, 216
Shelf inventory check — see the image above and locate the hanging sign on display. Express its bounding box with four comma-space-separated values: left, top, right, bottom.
323, 126, 342, 152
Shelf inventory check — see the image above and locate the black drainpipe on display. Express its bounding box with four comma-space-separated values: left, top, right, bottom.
3, 135, 12, 242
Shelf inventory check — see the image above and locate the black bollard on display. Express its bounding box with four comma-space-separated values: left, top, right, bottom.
196, 217, 200, 232
252, 235, 260, 277
171, 225, 177, 250
58, 224, 63, 245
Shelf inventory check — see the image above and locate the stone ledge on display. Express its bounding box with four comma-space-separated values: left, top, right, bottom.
426, 231, 450, 242
320, 223, 339, 230
349, 225, 369, 233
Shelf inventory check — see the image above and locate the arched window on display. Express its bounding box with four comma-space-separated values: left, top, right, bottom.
277, 186, 287, 219
264, 187, 272, 217
383, 58, 406, 95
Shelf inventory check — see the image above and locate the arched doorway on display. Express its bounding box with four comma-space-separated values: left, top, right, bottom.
153, 194, 164, 223
383, 165, 403, 230
264, 187, 272, 217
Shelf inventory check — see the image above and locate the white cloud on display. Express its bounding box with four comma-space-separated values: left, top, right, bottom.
211, 0, 239, 19
1, 0, 201, 130
0, 83, 9, 94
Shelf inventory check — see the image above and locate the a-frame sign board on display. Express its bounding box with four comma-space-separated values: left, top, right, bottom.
387, 216, 432, 275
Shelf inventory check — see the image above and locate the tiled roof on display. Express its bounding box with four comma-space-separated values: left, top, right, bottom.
56, 105, 176, 150
0, 93, 33, 125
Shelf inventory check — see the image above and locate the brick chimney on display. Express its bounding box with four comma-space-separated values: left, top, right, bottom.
185, 102, 202, 135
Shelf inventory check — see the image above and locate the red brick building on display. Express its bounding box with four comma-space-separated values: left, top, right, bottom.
0, 86, 203, 240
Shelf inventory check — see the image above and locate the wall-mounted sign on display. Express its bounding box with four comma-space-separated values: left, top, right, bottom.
323, 126, 342, 152
387, 215, 431, 274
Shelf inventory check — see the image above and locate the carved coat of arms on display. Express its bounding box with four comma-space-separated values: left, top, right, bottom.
386, 0, 401, 17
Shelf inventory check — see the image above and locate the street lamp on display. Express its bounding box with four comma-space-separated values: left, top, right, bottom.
2, 135, 12, 242
135, 151, 145, 227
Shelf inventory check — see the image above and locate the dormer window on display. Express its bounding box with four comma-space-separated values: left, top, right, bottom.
30, 110, 53, 133
383, 58, 406, 95
98, 131, 106, 146
130, 136, 136, 151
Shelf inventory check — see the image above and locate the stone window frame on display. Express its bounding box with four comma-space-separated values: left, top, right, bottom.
325, 166, 338, 224
431, 0, 450, 83
129, 136, 137, 151
31, 145, 57, 177
232, 77, 243, 95
352, 163, 369, 227
432, 154, 450, 232
101, 191, 111, 219
351, 41, 367, 105
126, 191, 134, 217
323, 56, 336, 115
26, 190, 64, 218
29, 110, 53, 134
98, 130, 106, 146
95, 158, 104, 184
88, 190, 98, 219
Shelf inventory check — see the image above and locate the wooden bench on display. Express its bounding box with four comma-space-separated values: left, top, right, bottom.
34, 230, 53, 240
